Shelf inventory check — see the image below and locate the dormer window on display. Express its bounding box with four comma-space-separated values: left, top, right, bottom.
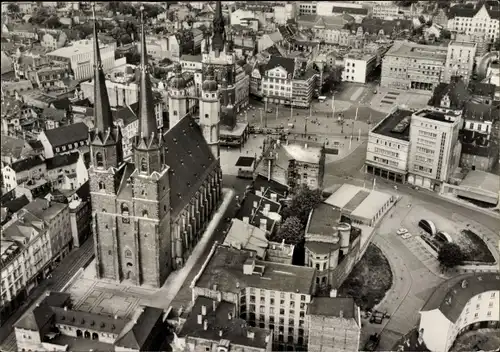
142, 210, 148, 218
140, 158, 147, 173
95, 152, 104, 168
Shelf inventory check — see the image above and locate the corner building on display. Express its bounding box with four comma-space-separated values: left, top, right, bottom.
89, 10, 222, 288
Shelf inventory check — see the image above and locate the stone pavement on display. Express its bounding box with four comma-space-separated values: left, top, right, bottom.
220, 135, 265, 176
369, 88, 432, 114
65, 189, 235, 320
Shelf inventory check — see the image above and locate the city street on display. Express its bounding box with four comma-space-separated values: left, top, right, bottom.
0, 238, 94, 352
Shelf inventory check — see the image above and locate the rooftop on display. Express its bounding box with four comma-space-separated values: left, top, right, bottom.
421, 273, 500, 323
371, 109, 413, 141
283, 143, 322, 164
308, 297, 358, 322
47, 40, 109, 58
306, 203, 342, 237
195, 244, 316, 295
223, 219, 269, 259
178, 296, 271, 349
385, 40, 447, 61
43, 122, 88, 147
413, 109, 457, 124
459, 170, 500, 198
235, 192, 281, 232
235, 156, 255, 168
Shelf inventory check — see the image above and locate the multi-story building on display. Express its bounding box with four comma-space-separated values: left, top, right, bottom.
372, 3, 400, 19
273, 3, 296, 25
296, 15, 353, 48
255, 138, 326, 190
38, 122, 89, 159
172, 296, 273, 352
365, 109, 413, 183
45, 151, 89, 191
1, 156, 46, 194
381, 41, 447, 91
191, 244, 317, 351
443, 41, 476, 85
308, 296, 361, 352
419, 274, 500, 352
298, 1, 317, 15
47, 39, 115, 80
40, 31, 68, 51
447, 3, 500, 43
407, 108, 462, 190
89, 10, 222, 288
342, 52, 377, 84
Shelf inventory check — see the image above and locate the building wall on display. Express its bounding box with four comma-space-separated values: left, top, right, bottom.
443, 42, 476, 84
372, 4, 400, 19
366, 132, 410, 174
342, 56, 376, 84
308, 315, 360, 352
459, 153, 496, 172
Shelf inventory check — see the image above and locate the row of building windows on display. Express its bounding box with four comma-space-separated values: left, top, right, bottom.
375, 147, 399, 158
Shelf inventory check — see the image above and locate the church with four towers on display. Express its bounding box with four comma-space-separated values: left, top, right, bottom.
89, 7, 223, 288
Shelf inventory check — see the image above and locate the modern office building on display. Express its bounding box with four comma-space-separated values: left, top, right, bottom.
407, 108, 462, 190
442, 41, 476, 85
342, 52, 378, 84
366, 109, 413, 183
419, 274, 500, 352
381, 41, 447, 91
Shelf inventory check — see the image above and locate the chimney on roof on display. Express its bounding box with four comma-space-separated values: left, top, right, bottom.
212, 300, 217, 312
64, 306, 68, 311
213, 284, 218, 291
114, 315, 118, 320
270, 193, 277, 202
228, 312, 233, 320
247, 331, 255, 340
243, 216, 250, 224
253, 201, 258, 209
219, 330, 223, 337
339, 310, 344, 318
197, 314, 202, 325
201, 305, 207, 316
203, 319, 208, 331
260, 218, 268, 232
461, 279, 468, 288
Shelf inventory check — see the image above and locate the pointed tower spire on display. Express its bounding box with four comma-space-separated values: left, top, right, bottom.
138, 6, 157, 140
92, 3, 113, 134
212, 0, 226, 53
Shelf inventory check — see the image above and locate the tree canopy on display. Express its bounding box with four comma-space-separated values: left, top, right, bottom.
270, 216, 304, 245
30, 7, 50, 25
438, 243, 466, 270
281, 184, 323, 226
7, 3, 20, 13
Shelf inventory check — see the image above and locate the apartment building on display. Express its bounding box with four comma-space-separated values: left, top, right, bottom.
38, 122, 89, 159
407, 108, 462, 190
172, 296, 273, 352
298, 1, 317, 15
366, 109, 413, 183
255, 138, 325, 190
372, 3, 400, 19
308, 297, 361, 352
274, 3, 297, 25
447, 3, 499, 42
342, 52, 377, 84
192, 244, 317, 351
47, 39, 115, 80
1, 156, 46, 194
261, 56, 294, 105
381, 41, 447, 91
45, 152, 88, 191
443, 41, 476, 85
419, 274, 500, 352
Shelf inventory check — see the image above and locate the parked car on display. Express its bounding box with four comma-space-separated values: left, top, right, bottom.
364, 334, 380, 351
402, 233, 413, 240
397, 228, 408, 235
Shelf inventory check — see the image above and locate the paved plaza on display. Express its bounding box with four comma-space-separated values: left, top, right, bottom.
370, 88, 432, 113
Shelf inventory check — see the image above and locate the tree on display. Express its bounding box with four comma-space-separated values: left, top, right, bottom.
493, 38, 500, 51
45, 16, 62, 29
438, 243, 466, 270
7, 3, 20, 13
440, 29, 451, 40
120, 33, 132, 45
282, 184, 322, 226
271, 216, 304, 245
31, 7, 49, 25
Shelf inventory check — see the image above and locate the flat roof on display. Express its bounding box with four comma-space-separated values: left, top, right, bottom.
371, 109, 413, 141
343, 190, 370, 213
414, 109, 455, 124
235, 156, 255, 167
421, 273, 500, 323
308, 297, 358, 321
324, 184, 362, 209
459, 170, 500, 198
48, 42, 108, 58
351, 190, 392, 220
195, 244, 316, 295
283, 144, 322, 164
386, 40, 447, 61
307, 203, 342, 236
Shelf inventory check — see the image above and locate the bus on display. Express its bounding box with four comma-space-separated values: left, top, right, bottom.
318, 96, 327, 102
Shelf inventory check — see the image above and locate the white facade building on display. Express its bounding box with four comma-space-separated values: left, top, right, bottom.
443, 41, 476, 84
372, 3, 400, 19
407, 108, 462, 189
419, 275, 500, 352
273, 3, 296, 25
447, 4, 499, 42
47, 39, 115, 80
342, 53, 377, 84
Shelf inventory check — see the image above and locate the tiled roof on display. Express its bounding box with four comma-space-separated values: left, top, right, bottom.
114, 307, 164, 349
162, 115, 217, 217
10, 155, 45, 173
1, 135, 30, 159
332, 6, 368, 15
448, 2, 500, 20
3, 195, 30, 214
43, 122, 88, 148
463, 102, 497, 122
14, 292, 71, 331
428, 76, 469, 110
421, 273, 500, 323
45, 151, 80, 170
43, 107, 66, 122
264, 56, 295, 75
308, 297, 358, 320
470, 82, 496, 99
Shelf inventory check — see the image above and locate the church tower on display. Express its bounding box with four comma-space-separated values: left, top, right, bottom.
167, 63, 188, 128
199, 67, 220, 159
127, 6, 172, 287
89, 3, 125, 281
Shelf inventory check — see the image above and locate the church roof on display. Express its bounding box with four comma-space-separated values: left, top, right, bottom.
162, 115, 217, 217
114, 307, 164, 349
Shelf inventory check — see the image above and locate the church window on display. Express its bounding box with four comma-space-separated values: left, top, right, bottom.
140, 158, 147, 173
98, 181, 105, 190
142, 210, 148, 218
95, 152, 104, 168
125, 249, 132, 258
173, 110, 178, 116
205, 114, 209, 118
108, 250, 112, 255
121, 203, 129, 215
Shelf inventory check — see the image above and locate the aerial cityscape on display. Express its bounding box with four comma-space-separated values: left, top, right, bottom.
0, 1, 499, 352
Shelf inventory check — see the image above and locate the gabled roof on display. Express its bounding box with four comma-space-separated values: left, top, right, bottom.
50, 97, 71, 110
43, 107, 66, 122
463, 102, 497, 122
448, 2, 500, 20
3, 195, 30, 214
114, 307, 164, 349
45, 151, 80, 170
1, 135, 31, 159
10, 155, 45, 173
14, 292, 70, 331
332, 6, 368, 15
264, 56, 295, 75
470, 82, 496, 99
43, 122, 88, 148
162, 115, 217, 217
428, 76, 469, 110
